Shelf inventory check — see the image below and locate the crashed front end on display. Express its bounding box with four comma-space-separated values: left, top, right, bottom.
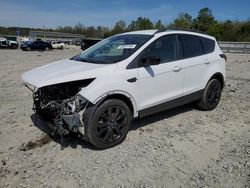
27, 79, 94, 137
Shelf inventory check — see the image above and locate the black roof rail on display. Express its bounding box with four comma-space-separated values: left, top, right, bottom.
154, 27, 208, 35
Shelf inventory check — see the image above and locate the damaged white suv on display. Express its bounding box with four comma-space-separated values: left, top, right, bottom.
22, 29, 226, 149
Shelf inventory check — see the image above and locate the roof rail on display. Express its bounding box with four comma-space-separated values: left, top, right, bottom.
154, 27, 208, 35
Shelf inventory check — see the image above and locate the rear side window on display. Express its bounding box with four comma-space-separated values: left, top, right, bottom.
181, 34, 203, 58
201, 38, 215, 54
179, 34, 215, 59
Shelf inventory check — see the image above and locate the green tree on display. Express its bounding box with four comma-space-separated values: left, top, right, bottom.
171, 13, 193, 29
239, 19, 250, 41
154, 19, 165, 29
219, 20, 241, 41
193, 7, 216, 32
128, 17, 154, 31
112, 20, 126, 35
208, 23, 223, 40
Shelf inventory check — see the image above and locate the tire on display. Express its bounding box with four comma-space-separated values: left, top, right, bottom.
83, 99, 132, 149
197, 79, 222, 110
10, 44, 18, 49
44, 47, 49, 51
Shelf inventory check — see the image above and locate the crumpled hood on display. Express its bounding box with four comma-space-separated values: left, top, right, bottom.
22, 59, 114, 88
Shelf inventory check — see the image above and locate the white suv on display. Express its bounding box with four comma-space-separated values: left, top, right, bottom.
22, 29, 226, 149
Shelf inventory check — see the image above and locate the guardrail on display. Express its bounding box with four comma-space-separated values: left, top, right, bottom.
218, 41, 250, 53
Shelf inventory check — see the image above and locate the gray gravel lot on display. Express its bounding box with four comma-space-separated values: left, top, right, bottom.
0, 47, 249, 187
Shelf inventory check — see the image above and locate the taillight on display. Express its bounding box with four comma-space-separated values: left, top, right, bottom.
220, 54, 227, 62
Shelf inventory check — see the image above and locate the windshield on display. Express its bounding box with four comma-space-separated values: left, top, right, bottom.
71, 34, 152, 64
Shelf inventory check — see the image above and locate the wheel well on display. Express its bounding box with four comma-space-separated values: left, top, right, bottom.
210, 73, 224, 88
98, 94, 134, 116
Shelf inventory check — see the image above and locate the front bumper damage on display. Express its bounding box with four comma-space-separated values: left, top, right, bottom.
27, 84, 89, 138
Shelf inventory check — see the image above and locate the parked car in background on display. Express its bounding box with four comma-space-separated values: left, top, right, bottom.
0, 37, 19, 49
51, 41, 65, 50
21, 40, 52, 51
19, 37, 32, 44
80, 38, 102, 51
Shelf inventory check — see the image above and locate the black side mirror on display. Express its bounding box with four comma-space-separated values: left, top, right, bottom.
139, 56, 161, 67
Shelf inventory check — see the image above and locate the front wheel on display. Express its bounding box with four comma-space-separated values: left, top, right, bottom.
11, 44, 18, 49
197, 79, 222, 110
83, 99, 132, 149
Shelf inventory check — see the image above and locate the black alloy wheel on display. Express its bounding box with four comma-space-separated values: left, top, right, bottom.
84, 99, 132, 149
207, 80, 221, 107
96, 105, 128, 144
197, 79, 222, 110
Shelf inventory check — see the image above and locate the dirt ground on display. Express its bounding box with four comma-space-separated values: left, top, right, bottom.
0, 47, 249, 188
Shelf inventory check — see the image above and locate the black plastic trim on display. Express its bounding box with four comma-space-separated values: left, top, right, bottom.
138, 90, 203, 118
127, 77, 137, 83
209, 72, 225, 89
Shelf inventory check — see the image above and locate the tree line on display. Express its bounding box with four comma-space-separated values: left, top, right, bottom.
0, 7, 249, 41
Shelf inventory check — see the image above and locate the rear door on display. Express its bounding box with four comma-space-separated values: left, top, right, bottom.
178, 34, 213, 95
138, 34, 184, 110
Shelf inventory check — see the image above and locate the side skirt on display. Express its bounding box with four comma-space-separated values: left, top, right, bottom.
138, 90, 204, 118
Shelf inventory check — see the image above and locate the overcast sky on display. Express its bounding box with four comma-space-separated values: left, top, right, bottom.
0, 0, 249, 28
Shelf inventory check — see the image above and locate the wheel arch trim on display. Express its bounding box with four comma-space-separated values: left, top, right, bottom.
89, 90, 138, 117
208, 72, 225, 88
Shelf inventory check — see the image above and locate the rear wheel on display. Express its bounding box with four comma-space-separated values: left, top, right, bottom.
83, 99, 132, 149
197, 79, 222, 110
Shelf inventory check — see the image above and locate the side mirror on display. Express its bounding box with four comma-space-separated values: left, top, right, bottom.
139, 56, 161, 67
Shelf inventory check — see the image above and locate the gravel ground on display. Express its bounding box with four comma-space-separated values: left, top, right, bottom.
0, 47, 249, 188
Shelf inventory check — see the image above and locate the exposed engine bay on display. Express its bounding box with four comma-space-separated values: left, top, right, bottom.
28, 79, 94, 136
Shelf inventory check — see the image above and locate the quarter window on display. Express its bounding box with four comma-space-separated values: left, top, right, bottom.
201, 38, 215, 54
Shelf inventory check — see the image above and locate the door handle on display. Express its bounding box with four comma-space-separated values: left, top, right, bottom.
127, 77, 137, 83
172, 66, 182, 72
204, 59, 210, 65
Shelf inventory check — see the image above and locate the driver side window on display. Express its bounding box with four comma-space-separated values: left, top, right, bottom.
144, 34, 178, 64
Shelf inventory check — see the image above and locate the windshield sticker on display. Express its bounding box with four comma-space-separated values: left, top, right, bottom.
117, 44, 136, 49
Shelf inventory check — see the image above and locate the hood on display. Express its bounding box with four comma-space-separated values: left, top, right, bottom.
9, 40, 18, 44
22, 59, 114, 88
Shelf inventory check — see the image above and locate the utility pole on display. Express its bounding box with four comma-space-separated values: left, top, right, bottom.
43, 25, 45, 41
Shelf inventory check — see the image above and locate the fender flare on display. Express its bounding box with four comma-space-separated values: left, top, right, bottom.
206, 72, 225, 88
91, 90, 138, 117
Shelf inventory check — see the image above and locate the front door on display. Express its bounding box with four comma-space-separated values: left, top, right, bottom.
138, 34, 184, 111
